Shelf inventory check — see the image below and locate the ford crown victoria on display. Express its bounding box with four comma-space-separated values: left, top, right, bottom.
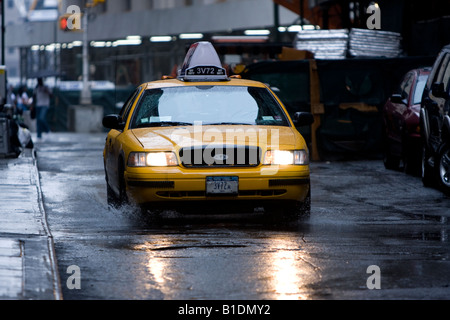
103, 42, 314, 218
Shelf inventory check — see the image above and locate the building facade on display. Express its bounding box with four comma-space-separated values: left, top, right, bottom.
5, 0, 298, 85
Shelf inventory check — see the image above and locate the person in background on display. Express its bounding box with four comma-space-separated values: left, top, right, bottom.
6, 85, 16, 109
33, 78, 52, 140
17, 85, 35, 132
16, 85, 28, 114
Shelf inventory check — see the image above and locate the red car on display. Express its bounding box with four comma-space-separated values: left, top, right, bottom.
382, 67, 430, 172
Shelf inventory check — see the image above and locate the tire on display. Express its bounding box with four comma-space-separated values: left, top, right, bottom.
105, 166, 121, 208
117, 160, 128, 205
264, 186, 311, 222
297, 187, 311, 217
106, 181, 120, 208
382, 132, 400, 170
422, 145, 435, 187
402, 136, 420, 175
438, 145, 450, 194
383, 149, 400, 170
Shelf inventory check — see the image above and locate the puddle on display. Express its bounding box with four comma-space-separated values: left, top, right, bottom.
408, 231, 449, 242
404, 212, 449, 224
149, 244, 248, 251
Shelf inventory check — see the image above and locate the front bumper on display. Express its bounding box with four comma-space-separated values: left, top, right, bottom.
124, 165, 310, 206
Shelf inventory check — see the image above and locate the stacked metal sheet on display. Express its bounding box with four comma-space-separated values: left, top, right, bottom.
348, 28, 402, 58
295, 29, 349, 59
294, 28, 403, 59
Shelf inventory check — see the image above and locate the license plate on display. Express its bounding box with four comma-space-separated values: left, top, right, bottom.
206, 176, 238, 195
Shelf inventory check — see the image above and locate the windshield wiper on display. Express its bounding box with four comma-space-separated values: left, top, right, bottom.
136, 121, 193, 128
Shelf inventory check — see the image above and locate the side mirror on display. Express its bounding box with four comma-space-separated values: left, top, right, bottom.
390, 94, 405, 104
103, 114, 124, 130
293, 112, 315, 126
431, 82, 446, 98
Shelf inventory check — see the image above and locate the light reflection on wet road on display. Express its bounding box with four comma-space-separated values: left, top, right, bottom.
36, 133, 450, 300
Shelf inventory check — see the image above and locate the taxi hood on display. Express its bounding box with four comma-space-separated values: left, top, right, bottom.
131, 126, 302, 151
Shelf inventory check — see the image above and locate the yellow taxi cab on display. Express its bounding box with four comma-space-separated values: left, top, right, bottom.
103, 41, 314, 218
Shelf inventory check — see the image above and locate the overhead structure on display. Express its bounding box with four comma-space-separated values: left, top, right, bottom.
273, 0, 304, 15
273, 0, 344, 29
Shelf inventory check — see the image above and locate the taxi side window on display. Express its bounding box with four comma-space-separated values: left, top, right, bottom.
248, 87, 289, 126
132, 89, 164, 126
119, 88, 141, 122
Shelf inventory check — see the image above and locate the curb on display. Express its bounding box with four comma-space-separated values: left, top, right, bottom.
31, 149, 63, 300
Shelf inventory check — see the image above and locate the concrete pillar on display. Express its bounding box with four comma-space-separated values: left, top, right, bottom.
67, 104, 104, 133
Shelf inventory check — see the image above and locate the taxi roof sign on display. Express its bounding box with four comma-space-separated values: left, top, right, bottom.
178, 42, 228, 81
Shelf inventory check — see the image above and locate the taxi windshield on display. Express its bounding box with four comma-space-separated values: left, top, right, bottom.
130, 86, 290, 128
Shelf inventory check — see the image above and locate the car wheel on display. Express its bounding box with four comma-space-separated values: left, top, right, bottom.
106, 181, 120, 208
104, 167, 119, 208
401, 134, 412, 174
402, 138, 420, 175
296, 187, 311, 217
422, 145, 435, 187
438, 145, 450, 194
264, 186, 311, 221
117, 160, 129, 205
383, 133, 400, 170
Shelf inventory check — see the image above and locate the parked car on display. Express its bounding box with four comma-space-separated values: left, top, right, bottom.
382, 68, 430, 173
421, 44, 450, 194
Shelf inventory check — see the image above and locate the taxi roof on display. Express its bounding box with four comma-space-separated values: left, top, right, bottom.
141, 77, 268, 90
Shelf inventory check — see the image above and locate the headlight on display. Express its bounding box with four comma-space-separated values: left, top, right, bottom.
128, 152, 178, 167
263, 150, 308, 165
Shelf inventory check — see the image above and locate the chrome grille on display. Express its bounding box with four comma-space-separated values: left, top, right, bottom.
180, 146, 261, 167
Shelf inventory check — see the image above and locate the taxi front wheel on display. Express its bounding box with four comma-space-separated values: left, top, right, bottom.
105, 167, 120, 209
107, 160, 129, 208
106, 182, 119, 208
264, 188, 311, 220
118, 161, 129, 205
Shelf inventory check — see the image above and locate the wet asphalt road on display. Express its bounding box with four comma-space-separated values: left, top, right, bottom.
35, 133, 450, 300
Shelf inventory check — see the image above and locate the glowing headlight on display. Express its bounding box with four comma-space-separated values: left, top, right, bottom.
263, 150, 308, 165
128, 152, 178, 167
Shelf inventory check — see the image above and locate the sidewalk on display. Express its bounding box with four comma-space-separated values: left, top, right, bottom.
0, 149, 62, 300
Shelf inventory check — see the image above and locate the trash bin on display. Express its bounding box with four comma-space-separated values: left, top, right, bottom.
0, 116, 11, 156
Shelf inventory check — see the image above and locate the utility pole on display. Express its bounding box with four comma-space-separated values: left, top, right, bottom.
274, 3, 281, 43
80, 6, 92, 105
299, 0, 305, 28
79, 0, 105, 105
1, 0, 5, 66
